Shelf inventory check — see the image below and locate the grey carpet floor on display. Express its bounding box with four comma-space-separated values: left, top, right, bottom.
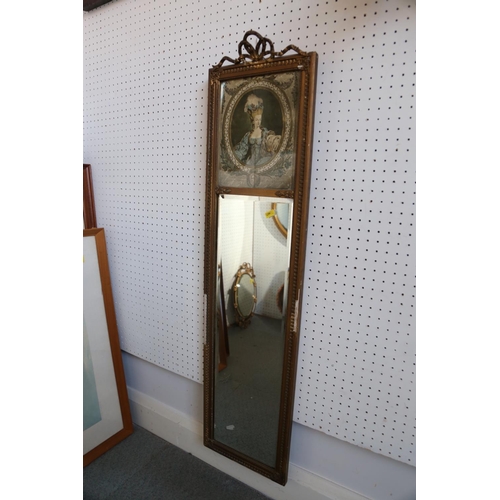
83, 425, 271, 500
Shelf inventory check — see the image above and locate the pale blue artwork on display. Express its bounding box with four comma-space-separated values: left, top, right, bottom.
83, 317, 102, 431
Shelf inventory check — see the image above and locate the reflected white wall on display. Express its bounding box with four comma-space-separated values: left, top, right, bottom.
253, 201, 291, 320
218, 196, 253, 325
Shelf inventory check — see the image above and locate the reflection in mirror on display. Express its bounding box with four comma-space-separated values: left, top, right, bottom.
271, 202, 289, 238
233, 262, 257, 328
214, 195, 292, 468
217, 264, 229, 372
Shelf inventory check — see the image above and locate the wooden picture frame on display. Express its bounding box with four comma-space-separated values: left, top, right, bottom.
204, 31, 317, 485
83, 228, 133, 466
83, 164, 97, 229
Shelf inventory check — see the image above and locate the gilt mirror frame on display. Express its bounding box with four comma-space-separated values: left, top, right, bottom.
203, 31, 317, 485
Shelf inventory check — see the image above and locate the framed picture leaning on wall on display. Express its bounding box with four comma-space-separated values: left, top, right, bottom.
83, 228, 133, 466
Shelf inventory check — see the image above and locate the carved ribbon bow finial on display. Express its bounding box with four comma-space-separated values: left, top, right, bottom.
237, 30, 275, 62
213, 30, 307, 69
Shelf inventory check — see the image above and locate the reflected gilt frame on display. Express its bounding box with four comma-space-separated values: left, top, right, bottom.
204, 31, 317, 485
217, 263, 229, 372
271, 202, 288, 238
233, 262, 257, 328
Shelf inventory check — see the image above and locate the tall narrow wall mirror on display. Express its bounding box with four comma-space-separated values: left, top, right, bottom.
204, 31, 317, 485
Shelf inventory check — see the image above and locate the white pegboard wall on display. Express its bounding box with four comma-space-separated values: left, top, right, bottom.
83, 0, 415, 466
294, 0, 416, 465
218, 196, 254, 326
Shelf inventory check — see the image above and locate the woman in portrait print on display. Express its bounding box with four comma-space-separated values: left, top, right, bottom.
219, 75, 297, 189
232, 93, 282, 169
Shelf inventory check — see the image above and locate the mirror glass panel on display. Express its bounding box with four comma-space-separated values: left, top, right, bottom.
213, 195, 293, 467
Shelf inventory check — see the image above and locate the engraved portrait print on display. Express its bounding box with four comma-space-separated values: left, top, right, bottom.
218, 72, 299, 189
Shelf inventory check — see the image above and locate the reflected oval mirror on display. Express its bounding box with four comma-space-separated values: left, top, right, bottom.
271, 202, 289, 238
233, 263, 256, 328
